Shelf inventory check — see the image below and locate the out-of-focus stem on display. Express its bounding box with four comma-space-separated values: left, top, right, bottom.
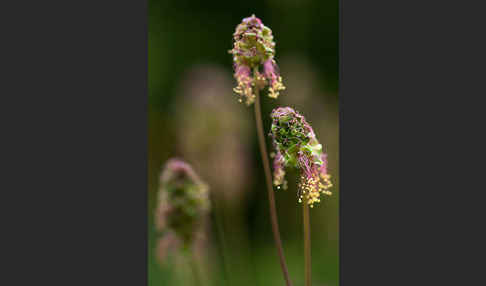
189, 250, 202, 286
303, 203, 311, 286
253, 82, 293, 286
211, 196, 232, 286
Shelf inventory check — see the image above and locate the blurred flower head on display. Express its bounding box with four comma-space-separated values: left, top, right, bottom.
156, 159, 210, 247
175, 64, 252, 204
229, 14, 285, 105
270, 107, 332, 207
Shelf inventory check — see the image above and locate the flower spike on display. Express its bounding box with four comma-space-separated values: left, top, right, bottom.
229, 14, 285, 105
156, 158, 210, 246
270, 107, 332, 207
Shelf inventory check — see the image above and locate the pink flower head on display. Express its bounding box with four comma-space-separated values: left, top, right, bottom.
229, 15, 285, 105
270, 107, 332, 207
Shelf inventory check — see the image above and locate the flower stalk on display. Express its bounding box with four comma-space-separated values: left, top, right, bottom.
270, 107, 332, 208
230, 15, 292, 286
230, 15, 285, 105
303, 202, 311, 286
270, 107, 333, 286
155, 159, 211, 285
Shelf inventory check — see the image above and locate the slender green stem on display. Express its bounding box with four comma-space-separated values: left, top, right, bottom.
303, 203, 311, 286
253, 85, 293, 286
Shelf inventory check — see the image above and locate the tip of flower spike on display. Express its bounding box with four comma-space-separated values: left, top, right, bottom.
231, 15, 274, 66
242, 14, 262, 26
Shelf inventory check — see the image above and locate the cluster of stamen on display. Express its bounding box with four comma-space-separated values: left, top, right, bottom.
264, 59, 285, 99
233, 65, 254, 104
268, 76, 285, 99
298, 171, 333, 208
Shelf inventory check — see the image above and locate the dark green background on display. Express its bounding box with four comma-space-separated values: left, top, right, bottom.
149, 1, 339, 285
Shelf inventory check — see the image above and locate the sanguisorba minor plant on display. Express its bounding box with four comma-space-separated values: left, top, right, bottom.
270, 107, 333, 286
229, 15, 292, 286
155, 158, 210, 286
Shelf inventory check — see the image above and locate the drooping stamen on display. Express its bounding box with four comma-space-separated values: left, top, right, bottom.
264, 59, 285, 99
233, 64, 254, 105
